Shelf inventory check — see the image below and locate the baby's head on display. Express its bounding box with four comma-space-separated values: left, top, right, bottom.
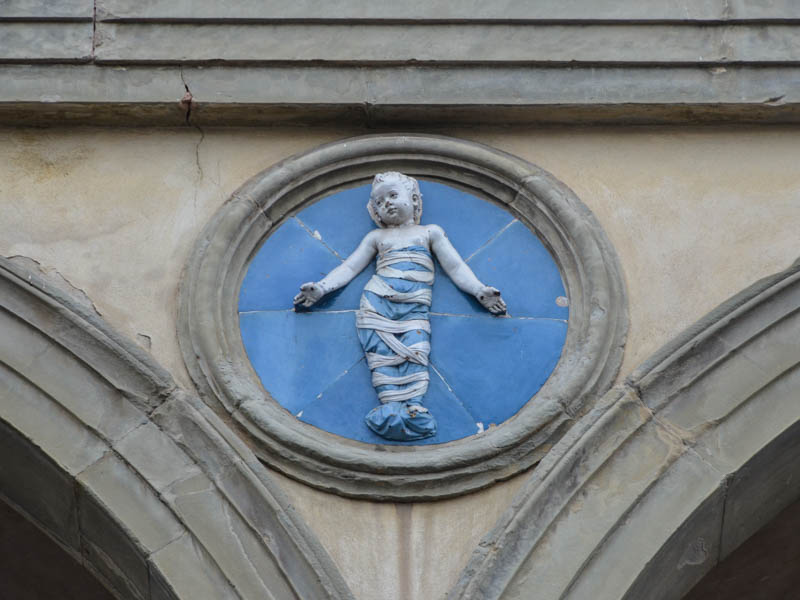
367, 171, 423, 228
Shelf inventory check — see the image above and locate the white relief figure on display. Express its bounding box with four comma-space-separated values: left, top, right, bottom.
294, 173, 506, 441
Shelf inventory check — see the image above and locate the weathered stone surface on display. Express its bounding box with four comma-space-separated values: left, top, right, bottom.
505, 420, 682, 598
148, 534, 238, 600
0, 313, 148, 441
167, 474, 299, 599
95, 0, 800, 21
2, 0, 800, 127
1, 64, 800, 126
715, 278, 800, 375
449, 388, 647, 598
0, 0, 92, 19
77, 453, 186, 553
274, 466, 528, 600
0, 64, 184, 103
0, 362, 108, 475
632, 269, 800, 412
717, 408, 800, 558
154, 393, 354, 600
78, 484, 151, 600
661, 344, 800, 474
115, 421, 203, 492
0, 256, 174, 414
94, 23, 800, 64
621, 483, 726, 600
147, 563, 179, 600
563, 449, 724, 600
0, 23, 92, 61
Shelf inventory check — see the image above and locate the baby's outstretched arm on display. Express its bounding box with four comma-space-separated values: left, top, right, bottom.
294, 230, 378, 307
429, 225, 507, 314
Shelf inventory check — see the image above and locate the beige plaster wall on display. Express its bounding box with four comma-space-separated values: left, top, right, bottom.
1, 125, 799, 599
472, 126, 800, 378
271, 467, 527, 600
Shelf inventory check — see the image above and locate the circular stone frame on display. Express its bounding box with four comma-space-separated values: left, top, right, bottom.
179, 134, 628, 501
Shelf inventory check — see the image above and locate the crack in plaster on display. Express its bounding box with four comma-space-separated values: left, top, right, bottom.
90, 0, 97, 59
8, 255, 101, 317
179, 67, 205, 222
764, 94, 786, 105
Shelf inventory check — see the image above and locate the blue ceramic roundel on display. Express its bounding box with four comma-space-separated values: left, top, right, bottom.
238, 181, 568, 445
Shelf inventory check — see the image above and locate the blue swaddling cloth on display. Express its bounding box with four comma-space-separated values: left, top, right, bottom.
356, 246, 437, 441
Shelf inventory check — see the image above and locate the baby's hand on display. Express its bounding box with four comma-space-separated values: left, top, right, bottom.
476, 286, 507, 315
294, 282, 325, 307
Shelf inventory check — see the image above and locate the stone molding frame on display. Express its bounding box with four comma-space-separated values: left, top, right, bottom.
179, 134, 628, 501
0, 257, 353, 600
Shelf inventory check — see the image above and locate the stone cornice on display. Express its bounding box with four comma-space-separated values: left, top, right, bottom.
2, 0, 800, 126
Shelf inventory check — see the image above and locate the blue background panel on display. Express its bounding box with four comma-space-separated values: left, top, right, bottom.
239, 310, 364, 414
238, 179, 569, 444
292, 185, 376, 258
239, 218, 341, 312
429, 315, 567, 426
465, 220, 568, 320
299, 359, 479, 445
418, 181, 515, 259
295, 181, 516, 261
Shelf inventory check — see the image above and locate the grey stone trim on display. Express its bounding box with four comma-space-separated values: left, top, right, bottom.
92, 23, 800, 65
0, 22, 92, 62
2, 64, 800, 126
0, 0, 93, 20
0, 257, 354, 600
94, 0, 800, 22
449, 259, 800, 600
4, 0, 800, 125
179, 134, 627, 501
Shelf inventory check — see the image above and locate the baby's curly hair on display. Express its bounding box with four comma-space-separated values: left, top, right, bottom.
367, 172, 423, 227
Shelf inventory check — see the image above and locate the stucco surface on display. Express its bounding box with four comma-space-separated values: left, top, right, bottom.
271, 466, 527, 600
0, 127, 354, 388
1, 125, 799, 598
482, 126, 800, 377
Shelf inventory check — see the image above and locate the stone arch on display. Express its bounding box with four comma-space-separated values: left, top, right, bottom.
0, 257, 352, 600
451, 259, 800, 599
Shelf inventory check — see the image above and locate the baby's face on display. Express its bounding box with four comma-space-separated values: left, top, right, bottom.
372, 181, 416, 226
